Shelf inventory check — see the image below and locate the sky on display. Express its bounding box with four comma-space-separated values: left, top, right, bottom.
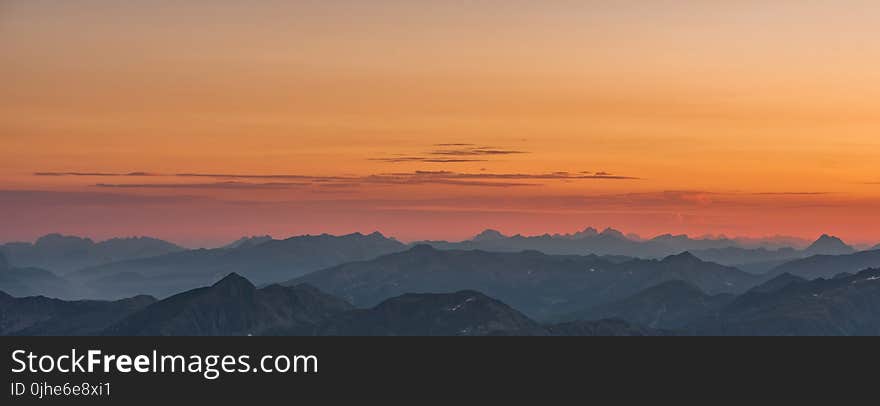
2, 1, 880, 247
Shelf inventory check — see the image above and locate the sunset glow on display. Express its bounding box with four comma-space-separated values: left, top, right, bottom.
2, 1, 880, 246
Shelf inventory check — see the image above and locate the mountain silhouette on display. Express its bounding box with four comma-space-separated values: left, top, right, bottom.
690, 268, 880, 336
418, 228, 807, 265
0, 252, 77, 299
472, 229, 507, 242
768, 249, 880, 280
315, 290, 665, 336
103, 273, 353, 336
569, 227, 599, 239
566, 280, 735, 330
0, 292, 154, 336
747, 273, 808, 294
689, 234, 856, 273
804, 234, 855, 256
221, 235, 273, 249
70, 232, 407, 299
287, 246, 760, 320
689, 247, 802, 274
0, 234, 183, 274
315, 290, 547, 336
3, 275, 666, 336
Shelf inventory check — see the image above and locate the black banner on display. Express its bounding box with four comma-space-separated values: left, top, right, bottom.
1, 337, 873, 404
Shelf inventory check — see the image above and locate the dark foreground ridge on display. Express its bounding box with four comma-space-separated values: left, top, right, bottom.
1, 273, 666, 336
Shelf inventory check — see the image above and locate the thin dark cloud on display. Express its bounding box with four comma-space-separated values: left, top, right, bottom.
35, 172, 161, 177
751, 192, 830, 196
424, 172, 639, 181
358, 175, 538, 188
94, 182, 311, 189
369, 157, 489, 163
427, 146, 527, 156
174, 173, 323, 180
370, 144, 527, 163
38, 169, 638, 189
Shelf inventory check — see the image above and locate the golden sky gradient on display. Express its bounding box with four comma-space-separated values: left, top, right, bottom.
2, 1, 880, 245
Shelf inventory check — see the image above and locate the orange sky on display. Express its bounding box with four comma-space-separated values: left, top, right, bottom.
2, 1, 880, 246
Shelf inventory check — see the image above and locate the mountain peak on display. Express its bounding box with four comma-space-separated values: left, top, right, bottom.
35, 233, 94, 248
473, 229, 506, 241
571, 227, 599, 239
212, 273, 256, 291
662, 251, 702, 264
805, 234, 854, 255
600, 228, 626, 239
223, 235, 272, 249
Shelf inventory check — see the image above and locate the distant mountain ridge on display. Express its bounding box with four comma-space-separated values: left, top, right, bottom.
315, 290, 547, 336
0, 252, 80, 299
0, 234, 184, 273
286, 245, 761, 320
221, 236, 273, 249
316, 290, 667, 336
69, 232, 407, 299
690, 268, 880, 335
767, 248, 880, 280
567, 280, 735, 329
417, 228, 829, 270
747, 273, 808, 294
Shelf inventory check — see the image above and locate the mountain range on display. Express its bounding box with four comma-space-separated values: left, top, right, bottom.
0, 291, 155, 336
1, 273, 663, 337
0, 234, 183, 274
286, 245, 761, 320
0, 251, 79, 299
566, 280, 736, 329
221, 235, 274, 250
3, 228, 880, 337
68, 232, 407, 299
103, 274, 353, 336
7, 264, 880, 336
690, 268, 880, 335
419, 228, 812, 259
419, 229, 855, 272
767, 248, 880, 280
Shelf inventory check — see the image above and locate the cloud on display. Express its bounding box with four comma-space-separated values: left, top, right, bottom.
94, 182, 311, 189
427, 146, 527, 156
370, 144, 527, 163
35, 172, 160, 177
751, 192, 830, 196
369, 157, 489, 163
174, 173, 322, 180
37, 169, 639, 190
415, 172, 639, 181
